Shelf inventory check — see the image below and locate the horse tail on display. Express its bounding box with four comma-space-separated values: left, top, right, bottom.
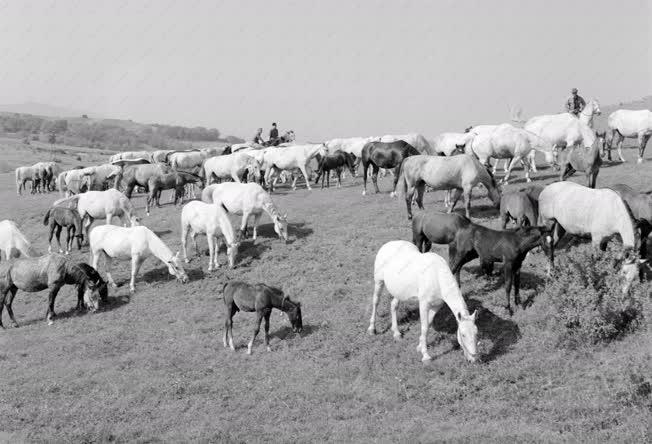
43, 208, 51, 226
216, 282, 229, 300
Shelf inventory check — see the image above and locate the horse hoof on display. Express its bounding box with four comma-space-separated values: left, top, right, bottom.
184, 258, 190, 264
367, 327, 376, 335
637, 158, 643, 164
362, 190, 366, 196
393, 332, 402, 340
129, 287, 136, 294
47, 320, 54, 326
266, 346, 271, 352
421, 355, 432, 362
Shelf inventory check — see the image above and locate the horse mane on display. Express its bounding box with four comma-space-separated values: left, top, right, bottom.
64, 261, 90, 286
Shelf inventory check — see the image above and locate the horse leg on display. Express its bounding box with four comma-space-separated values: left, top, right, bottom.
390, 297, 402, 339
362, 162, 369, 195
240, 210, 251, 239
104, 255, 118, 289
207, 233, 216, 272
81, 215, 92, 241
638, 134, 650, 163
367, 280, 384, 335
405, 182, 416, 220
463, 187, 472, 219
46, 284, 62, 325
449, 189, 463, 213
504, 262, 514, 315
390, 164, 401, 197
417, 299, 433, 362
372, 165, 380, 194
129, 255, 143, 293
502, 157, 519, 184
326, 170, 330, 188
263, 311, 272, 352
65, 226, 74, 254
252, 213, 261, 241
336, 169, 342, 188
181, 224, 190, 263
299, 164, 311, 191
415, 182, 426, 210
191, 230, 201, 259
4, 287, 19, 328
47, 223, 55, 253
617, 131, 626, 162
247, 310, 265, 355
55, 225, 64, 253
514, 263, 522, 307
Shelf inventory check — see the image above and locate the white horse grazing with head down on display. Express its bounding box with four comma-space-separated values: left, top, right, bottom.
109, 151, 154, 164
181, 201, 241, 271
203, 152, 261, 184
263, 143, 327, 191
54, 188, 140, 241
523, 99, 601, 172
538, 181, 647, 292
380, 133, 435, 155
201, 182, 288, 242
606, 109, 652, 163
90, 225, 188, 293
468, 124, 556, 183
432, 132, 476, 156
0, 220, 38, 261
368, 240, 478, 362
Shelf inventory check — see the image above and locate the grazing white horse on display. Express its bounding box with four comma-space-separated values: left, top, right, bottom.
54, 189, 139, 241
90, 225, 188, 293
0, 220, 37, 261
380, 133, 435, 155
181, 201, 240, 271
538, 181, 646, 292
201, 182, 288, 242
325, 136, 379, 158
432, 132, 476, 156
368, 240, 478, 362
523, 99, 601, 172
263, 143, 327, 191
607, 109, 652, 163
468, 124, 555, 183
167, 150, 211, 170
203, 152, 260, 184
64, 167, 96, 195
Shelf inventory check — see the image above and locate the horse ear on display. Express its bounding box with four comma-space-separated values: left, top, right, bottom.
470, 310, 477, 321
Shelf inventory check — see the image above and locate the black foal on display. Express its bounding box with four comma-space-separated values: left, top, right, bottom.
314, 150, 356, 188
43, 206, 84, 254
222, 281, 302, 354
448, 223, 553, 315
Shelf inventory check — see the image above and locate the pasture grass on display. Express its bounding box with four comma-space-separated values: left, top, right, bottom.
0, 147, 651, 442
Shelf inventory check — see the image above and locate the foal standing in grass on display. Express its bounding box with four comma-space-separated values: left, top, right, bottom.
221, 281, 302, 354
43, 206, 84, 254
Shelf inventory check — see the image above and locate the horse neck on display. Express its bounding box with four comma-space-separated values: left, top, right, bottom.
145, 230, 174, 263
614, 199, 638, 248
305, 144, 322, 158
437, 270, 470, 320
261, 194, 280, 221
63, 262, 88, 286
474, 160, 496, 191
271, 292, 292, 312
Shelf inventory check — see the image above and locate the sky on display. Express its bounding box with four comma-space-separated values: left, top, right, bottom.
0, 0, 649, 141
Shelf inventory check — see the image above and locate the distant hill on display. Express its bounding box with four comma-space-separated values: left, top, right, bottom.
0, 106, 244, 150
0, 102, 95, 118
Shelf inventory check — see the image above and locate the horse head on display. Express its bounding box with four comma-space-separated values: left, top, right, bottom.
83, 281, 101, 312
167, 251, 189, 283
226, 239, 241, 269
284, 297, 303, 333
274, 212, 289, 243
618, 247, 647, 294
456, 310, 478, 363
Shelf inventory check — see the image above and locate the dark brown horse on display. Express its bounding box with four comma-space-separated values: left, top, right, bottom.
361, 140, 420, 196
608, 184, 652, 259
145, 170, 204, 215
314, 150, 356, 188
411, 211, 471, 253
448, 223, 553, 315
221, 281, 302, 354
558, 143, 602, 188
0, 254, 103, 327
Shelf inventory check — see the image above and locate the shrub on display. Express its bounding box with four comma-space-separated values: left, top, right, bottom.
540, 244, 649, 347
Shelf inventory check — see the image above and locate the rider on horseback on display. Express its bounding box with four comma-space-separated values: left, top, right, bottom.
269, 123, 279, 145
252, 128, 265, 145
565, 88, 586, 117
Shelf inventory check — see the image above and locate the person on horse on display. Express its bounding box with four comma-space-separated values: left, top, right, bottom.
269, 123, 279, 145
252, 128, 265, 145
565, 88, 586, 117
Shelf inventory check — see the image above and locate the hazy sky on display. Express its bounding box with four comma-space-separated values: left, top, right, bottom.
0, 0, 649, 140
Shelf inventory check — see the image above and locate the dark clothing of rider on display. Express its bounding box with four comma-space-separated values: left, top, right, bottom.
565, 92, 586, 117
269, 127, 279, 141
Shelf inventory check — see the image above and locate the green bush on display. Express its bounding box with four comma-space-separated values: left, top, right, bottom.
540, 245, 649, 347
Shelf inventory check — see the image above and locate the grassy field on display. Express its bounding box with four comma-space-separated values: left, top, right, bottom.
0, 142, 650, 442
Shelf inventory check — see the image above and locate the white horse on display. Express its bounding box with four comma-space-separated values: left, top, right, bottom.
263, 143, 327, 191
201, 182, 288, 242
54, 189, 139, 241
90, 225, 188, 293
380, 133, 435, 155
432, 132, 475, 156
64, 167, 96, 195
109, 151, 153, 164
368, 240, 478, 362
538, 181, 646, 292
523, 99, 601, 171
607, 109, 652, 163
181, 201, 240, 271
15, 166, 40, 195
468, 124, 555, 183
167, 150, 211, 170
203, 152, 260, 184
0, 220, 37, 261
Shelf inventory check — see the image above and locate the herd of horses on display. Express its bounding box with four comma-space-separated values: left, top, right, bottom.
2, 102, 652, 361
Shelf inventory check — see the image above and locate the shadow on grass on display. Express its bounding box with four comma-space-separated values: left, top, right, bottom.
153, 229, 172, 238
140, 265, 205, 284
17, 293, 131, 328
271, 322, 320, 340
